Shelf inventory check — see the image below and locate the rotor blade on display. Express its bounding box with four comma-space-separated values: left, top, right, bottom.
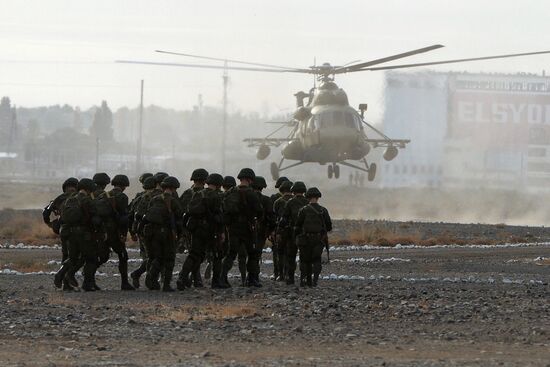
336, 44, 444, 73
155, 50, 303, 71
116, 60, 312, 73
358, 50, 550, 71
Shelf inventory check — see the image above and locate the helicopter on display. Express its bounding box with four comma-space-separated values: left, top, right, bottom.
117, 45, 550, 180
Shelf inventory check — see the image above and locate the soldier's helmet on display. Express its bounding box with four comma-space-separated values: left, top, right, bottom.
142, 176, 156, 190
305, 187, 322, 198
92, 172, 111, 186
190, 168, 209, 181
206, 173, 224, 187
274, 176, 289, 188
78, 178, 95, 192
279, 181, 293, 193
62, 177, 79, 192
252, 176, 267, 190
139, 172, 153, 184
290, 181, 307, 194
153, 172, 169, 185
237, 168, 255, 180
223, 176, 236, 188
112, 174, 130, 187
161, 176, 180, 189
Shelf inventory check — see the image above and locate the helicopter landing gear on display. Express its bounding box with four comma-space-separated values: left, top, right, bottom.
327, 164, 340, 179
339, 158, 377, 181
270, 159, 305, 181
270, 162, 280, 181
368, 163, 377, 182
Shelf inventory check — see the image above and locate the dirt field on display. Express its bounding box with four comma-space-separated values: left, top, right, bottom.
1, 221, 549, 366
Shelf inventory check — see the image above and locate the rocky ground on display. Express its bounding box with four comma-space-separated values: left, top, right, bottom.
0, 222, 549, 366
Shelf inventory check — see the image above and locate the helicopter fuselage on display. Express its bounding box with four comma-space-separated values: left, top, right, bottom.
283, 105, 370, 164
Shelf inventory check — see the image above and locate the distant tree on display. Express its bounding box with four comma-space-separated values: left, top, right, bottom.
89, 100, 114, 142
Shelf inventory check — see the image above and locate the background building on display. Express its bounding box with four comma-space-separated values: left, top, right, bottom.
380, 70, 550, 191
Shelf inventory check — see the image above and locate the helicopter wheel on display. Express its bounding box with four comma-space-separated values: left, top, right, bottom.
368, 163, 377, 181
270, 162, 280, 181
334, 164, 340, 179
327, 165, 333, 179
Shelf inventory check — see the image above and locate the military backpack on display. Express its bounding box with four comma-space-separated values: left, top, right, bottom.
187, 190, 207, 216
302, 205, 326, 233
60, 194, 84, 225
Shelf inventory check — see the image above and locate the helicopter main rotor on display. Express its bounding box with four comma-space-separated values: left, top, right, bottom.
117, 44, 550, 82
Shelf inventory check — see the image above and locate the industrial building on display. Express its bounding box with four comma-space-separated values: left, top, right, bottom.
380, 70, 550, 190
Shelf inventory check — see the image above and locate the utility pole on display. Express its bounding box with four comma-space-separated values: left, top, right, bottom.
95, 137, 100, 171
136, 80, 144, 175
222, 62, 228, 173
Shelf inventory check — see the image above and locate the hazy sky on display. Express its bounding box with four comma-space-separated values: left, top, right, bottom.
2, 0, 550, 121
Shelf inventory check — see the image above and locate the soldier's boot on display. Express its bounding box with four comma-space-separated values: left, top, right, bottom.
306, 268, 313, 287
286, 270, 295, 285
300, 273, 307, 287
238, 260, 247, 286
211, 261, 226, 289
176, 259, 193, 291
192, 267, 204, 288
162, 273, 175, 292
119, 261, 135, 291
81, 263, 97, 292
145, 260, 161, 290
54, 263, 71, 289
241, 272, 248, 287
251, 273, 262, 288
204, 261, 212, 280
130, 260, 147, 289
312, 272, 319, 287
222, 273, 232, 288
62, 278, 76, 292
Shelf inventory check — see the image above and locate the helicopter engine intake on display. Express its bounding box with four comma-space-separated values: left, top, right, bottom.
383, 146, 399, 161
256, 144, 271, 160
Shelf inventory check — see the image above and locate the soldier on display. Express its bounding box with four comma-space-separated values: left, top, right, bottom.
43, 177, 79, 288
128, 173, 153, 244
251, 176, 276, 287
221, 168, 263, 287
54, 178, 101, 292
179, 168, 209, 287
129, 176, 157, 288
295, 187, 332, 287
176, 173, 225, 290
143, 176, 184, 292
269, 176, 289, 280
272, 180, 293, 281
92, 172, 110, 198
96, 174, 135, 290
222, 176, 236, 192
281, 181, 308, 285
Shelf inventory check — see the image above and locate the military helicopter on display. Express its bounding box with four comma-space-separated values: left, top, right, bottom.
118, 46, 550, 180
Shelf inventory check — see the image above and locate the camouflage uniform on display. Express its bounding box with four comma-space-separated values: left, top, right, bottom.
253, 186, 276, 286
55, 180, 101, 292
97, 186, 134, 290
177, 187, 224, 289
43, 190, 75, 264
221, 183, 263, 287
180, 185, 206, 287
295, 198, 332, 287
144, 185, 184, 291
281, 191, 308, 284
273, 190, 293, 281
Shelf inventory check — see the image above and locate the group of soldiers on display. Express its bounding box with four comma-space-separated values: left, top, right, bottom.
43, 168, 332, 292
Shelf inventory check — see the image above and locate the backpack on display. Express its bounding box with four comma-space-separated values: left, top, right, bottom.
95, 191, 115, 218
223, 186, 243, 215
144, 194, 167, 225
187, 190, 207, 216
302, 205, 325, 233
60, 194, 84, 225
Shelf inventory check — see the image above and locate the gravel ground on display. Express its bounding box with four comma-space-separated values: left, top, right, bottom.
0, 223, 549, 366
